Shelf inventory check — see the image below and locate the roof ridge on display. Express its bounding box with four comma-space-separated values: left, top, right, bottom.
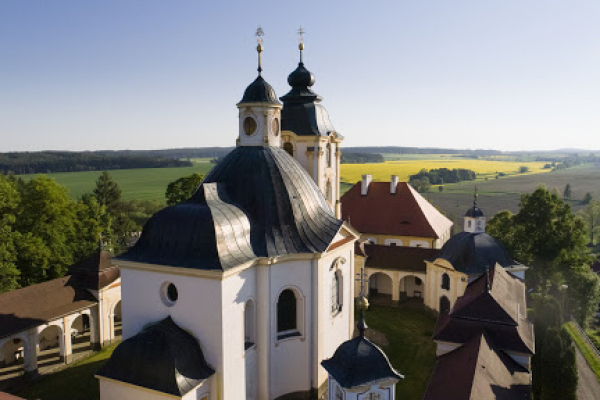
406, 183, 453, 239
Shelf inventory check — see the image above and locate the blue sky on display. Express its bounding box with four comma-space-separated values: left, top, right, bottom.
1, 1, 599, 152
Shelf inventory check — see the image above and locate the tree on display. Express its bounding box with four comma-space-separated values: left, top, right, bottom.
519, 165, 529, 173
438, 185, 444, 193
0, 175, 20, 293
563, 183, 572, 200
566, 264, 600, 326
93, 171, 122, 215
487, 187, 589, 288
581, 192, 593, 205
578, 200, 600, 246
165, 173, 205, 206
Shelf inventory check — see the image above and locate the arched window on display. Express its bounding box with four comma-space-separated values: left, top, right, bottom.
440, 296, 451, 314
415, 277, 422, 286
283, 142, 294, 156
331, 270, 343, 315
244, 300, 255, 350
277, 289, 298, 338
441, 273, 450, 290
326, 143, 332, 167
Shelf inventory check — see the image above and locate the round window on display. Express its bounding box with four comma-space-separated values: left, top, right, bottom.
243, 116, 257, 136
161, 282, 179, 306
272, 118, 280, 136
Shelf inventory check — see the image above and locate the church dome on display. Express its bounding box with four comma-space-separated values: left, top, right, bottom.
120, 146, 342, 270
321, 336, 403, 388
465, 205, 484, 218
438, 232, 520, 276
239, 75, 281, 104
287, 62, 315, 88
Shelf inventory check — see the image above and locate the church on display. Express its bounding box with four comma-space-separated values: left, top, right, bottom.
96, 33, 400, 400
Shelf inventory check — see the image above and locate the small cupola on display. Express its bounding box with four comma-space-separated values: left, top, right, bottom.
237, 27, 282, 148
464, 188, 486, 233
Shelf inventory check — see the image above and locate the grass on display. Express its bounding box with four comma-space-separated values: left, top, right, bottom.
365, 303, 437, 399
21, 161, 215, 202
14, 342, 119, 400
564, 322, 600, 383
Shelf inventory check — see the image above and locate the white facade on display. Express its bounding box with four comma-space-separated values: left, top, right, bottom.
327, 376, 397, 400
109, 229, 356, 400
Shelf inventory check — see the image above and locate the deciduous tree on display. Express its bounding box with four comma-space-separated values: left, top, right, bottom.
165, 173, 204, 206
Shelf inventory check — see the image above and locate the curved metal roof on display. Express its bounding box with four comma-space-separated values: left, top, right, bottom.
97, 317, 215, 396
438, 232, 519, 275
120, 146, 342, 269
465, 206, 485, 217
321, 336, 403, 388
239, 75, 280, 105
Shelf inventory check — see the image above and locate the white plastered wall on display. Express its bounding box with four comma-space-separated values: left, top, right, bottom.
99, 378, 211, 400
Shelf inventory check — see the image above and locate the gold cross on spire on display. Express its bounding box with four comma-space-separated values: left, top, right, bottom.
255, 26, 264, 75
298, 26, 305, 62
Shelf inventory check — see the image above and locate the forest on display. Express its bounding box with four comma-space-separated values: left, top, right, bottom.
0, 151, 192, 175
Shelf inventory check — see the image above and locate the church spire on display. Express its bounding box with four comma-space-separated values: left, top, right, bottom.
298, 27, 305, 63
256, 26, 264, 75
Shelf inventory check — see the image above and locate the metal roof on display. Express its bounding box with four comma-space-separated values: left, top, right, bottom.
120, 146, 343, 270
239, 75, 281, 105
97, 317, 215, 396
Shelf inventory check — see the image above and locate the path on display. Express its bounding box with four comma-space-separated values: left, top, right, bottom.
575, 346, 600, 400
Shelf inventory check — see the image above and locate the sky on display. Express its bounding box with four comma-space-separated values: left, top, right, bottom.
1, 1, 599, 152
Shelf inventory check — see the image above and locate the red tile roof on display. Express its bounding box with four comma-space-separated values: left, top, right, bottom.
424, 333, 531, 400
69, 250, 120, 290
341, 182, 453, 239
433, 265, 534, 356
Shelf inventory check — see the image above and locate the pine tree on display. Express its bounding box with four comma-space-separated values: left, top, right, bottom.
93, 171, 122, 215
563, 183, 572, 200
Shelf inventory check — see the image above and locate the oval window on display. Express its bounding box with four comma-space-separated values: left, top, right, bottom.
243, 116, 257, 136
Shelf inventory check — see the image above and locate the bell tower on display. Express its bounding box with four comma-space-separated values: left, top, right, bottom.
237, 27, 283, 148
464, 188, 486, 233
280, 28, 343, 217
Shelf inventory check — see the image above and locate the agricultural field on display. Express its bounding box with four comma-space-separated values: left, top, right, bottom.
21, 161, 215, 201
340, 158, 550, 186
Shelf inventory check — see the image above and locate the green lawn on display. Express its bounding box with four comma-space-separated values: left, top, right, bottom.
365, 304, 437, 398
21, 162, 215, 202
14, 342, 119, 400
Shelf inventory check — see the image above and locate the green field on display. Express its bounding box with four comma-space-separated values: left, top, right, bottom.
22, 162, 215, 201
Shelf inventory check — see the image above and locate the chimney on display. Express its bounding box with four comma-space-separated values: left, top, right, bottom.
390, 175, 399, 194
361, 174, 372, 196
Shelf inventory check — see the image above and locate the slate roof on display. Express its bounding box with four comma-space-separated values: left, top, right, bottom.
321, 336, 403, 388
120, 146, 343, 270
424, 333, 531, 400
437, 232, 521, 275
68, 250, 119, 290
280, 62, 337, 137
358, 243, 440, 273
0, 276, 97, 339
97, 317, 215, 396
239, 75, 280, 105
433, 265, 534, 356
341, 182, 453, 239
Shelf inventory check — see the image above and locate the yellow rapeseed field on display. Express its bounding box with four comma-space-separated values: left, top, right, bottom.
340, 159, 550, 184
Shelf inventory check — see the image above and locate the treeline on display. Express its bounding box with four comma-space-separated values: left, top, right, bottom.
340, 153, 384, 164
343, 146, 501, 156
0, 151, 192, 175
537, 154, 600, 171
409, 168, 476, 185
100, 147, 234, 159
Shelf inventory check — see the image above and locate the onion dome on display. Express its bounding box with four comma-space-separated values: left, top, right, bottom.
239, 75, 281, 105
119, 146, 342, 269
438, 232, 521, 276
321, 336, 403, 388
97, 317, 215, 396
288, 62, 315, 88
280, 61, 322, 104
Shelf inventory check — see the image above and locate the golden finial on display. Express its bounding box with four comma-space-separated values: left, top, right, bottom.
355, 256, 370, 336
298, 27, 305, 63
255, 26, 264, 75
